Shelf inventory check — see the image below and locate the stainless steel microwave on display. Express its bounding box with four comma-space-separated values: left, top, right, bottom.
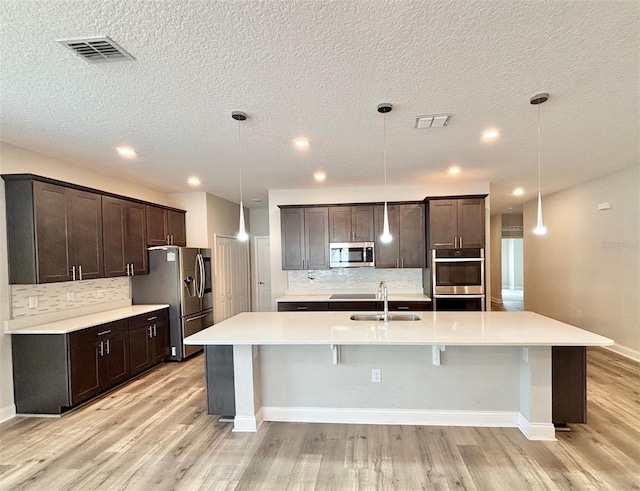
330, 242, 375, 268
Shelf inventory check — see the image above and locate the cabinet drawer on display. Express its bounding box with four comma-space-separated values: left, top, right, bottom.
128, 309, 168, 330
277, 302, 329, 312
328, 301, 381, 311
388, 301, 432, 311
68, 320, 127, 349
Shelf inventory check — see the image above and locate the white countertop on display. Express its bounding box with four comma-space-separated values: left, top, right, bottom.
6, 305, 170, 335
276, 294, 431, 302
184, 311, 613, 347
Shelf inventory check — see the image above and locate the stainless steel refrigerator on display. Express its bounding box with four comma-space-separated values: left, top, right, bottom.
132, 247, 213, 360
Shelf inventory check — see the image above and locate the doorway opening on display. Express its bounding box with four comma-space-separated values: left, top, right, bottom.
501, 237, 524, 311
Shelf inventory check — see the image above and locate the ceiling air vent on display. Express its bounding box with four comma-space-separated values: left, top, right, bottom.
415, 114, 451, 128
58, 36, 135, 63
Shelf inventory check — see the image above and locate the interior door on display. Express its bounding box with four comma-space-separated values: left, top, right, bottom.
254, 236, 272, 312
214, 235, 250, 323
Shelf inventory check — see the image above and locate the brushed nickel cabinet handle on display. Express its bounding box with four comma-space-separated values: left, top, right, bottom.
71, 266, 76, 281
153, 324, 157, 337
147, 316, 158, 321
99, 341, 104, 357
460, 237, 463, 248
97, 330, 111, 336
106, 339, 110, 355
78, 265, 83, 280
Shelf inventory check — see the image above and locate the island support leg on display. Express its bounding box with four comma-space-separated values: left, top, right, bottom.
232, 344, 263, 432
518, 346, 556, 441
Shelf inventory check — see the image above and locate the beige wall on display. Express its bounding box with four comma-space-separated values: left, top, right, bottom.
524, 165, 640, 359
170, 192, 208, 247
0, 142, 176, 420
205, 193, 247, 245
490, 214, 502, 307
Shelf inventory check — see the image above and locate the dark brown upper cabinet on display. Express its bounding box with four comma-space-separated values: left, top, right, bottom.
4, 178, 103, 284
328, 205, 374, 243
373, 202, 425, 268
103, 197, 148, 277
280, 206, 330, 270
429, 198, 485, 250
146, 205, 186, 246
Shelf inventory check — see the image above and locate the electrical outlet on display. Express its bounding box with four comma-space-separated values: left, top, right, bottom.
67, 292, 75, 302
28, 296, 38, 309
171, 347, 177, 356
372, 368, 381, 383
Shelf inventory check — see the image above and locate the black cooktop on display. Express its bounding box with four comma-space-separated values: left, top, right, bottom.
329, 293, 378, 300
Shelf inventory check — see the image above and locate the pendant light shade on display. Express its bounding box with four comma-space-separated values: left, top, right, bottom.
378, 103, 393, 244
530, 93, 548, 236
232, 110, 249, 242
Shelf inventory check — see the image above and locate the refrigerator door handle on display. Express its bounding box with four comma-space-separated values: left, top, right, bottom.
199, 254, 205, 298
196, 253, 205, 299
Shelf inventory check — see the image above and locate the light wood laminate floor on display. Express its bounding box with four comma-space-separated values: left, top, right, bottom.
1, 347, 638, 490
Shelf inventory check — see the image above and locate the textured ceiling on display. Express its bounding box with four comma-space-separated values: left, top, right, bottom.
1, 1, 638, 212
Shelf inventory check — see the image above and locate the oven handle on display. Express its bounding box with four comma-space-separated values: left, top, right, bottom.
432, 257, 485, 263
185, 312, 211, 322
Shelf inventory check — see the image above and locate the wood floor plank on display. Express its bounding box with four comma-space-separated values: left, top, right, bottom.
1, 348, 639, 490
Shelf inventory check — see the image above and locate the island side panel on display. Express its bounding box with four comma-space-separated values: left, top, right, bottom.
258, 345, 521, 425
205, 345, 235, 419
519, 346, 555, 440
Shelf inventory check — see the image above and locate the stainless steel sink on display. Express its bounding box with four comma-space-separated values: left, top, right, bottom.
350, 314, 421, 322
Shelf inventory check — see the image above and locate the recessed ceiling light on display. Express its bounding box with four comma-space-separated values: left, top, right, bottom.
117, 146, 137, 158
188, 177, 201, 186
513, 187, 524, 196
251, 198, 262, 203
294, 139, 310, 148
482, 130, 499, 140
314, 172, 326, 182
448, 166, 461, 175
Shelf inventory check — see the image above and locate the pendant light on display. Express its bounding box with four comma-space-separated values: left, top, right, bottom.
530, 93, 549, 236
378, 102, 393, 243
232, 110, 249, 241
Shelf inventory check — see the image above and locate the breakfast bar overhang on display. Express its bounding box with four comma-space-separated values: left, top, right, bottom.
184, 311, 613, 441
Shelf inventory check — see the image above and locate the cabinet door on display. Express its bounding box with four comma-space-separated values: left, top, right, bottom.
124, 202, 148, 274
67, 189, 103, 279
101, 331, 129, 388
351, 205, 374, 242
457, 198, 485, 249
152, 319, 169, 364
33, 181, 73, 283
374, 204, 400, 268
328, 206, 352, 242
429, 200, 458, 250
146, 205, 168, 246
129, 325, 152, 376
102, 197, 127, 277
281, 208, 305, 270
167, 210, 186, 246
69, 342, 101, 405
399, 203, 425, 268
304, 207, 330, 270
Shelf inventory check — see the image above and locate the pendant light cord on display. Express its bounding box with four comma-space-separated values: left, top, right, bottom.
537, 103, 541, 194
237, 120, 243, 204
383, 111, 388, 201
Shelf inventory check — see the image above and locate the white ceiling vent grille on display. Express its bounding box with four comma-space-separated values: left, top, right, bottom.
415, 114, 451, 128
58, 36, 135, 63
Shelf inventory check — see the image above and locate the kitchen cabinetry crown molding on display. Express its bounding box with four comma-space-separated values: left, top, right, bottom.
1, 174, 186, 214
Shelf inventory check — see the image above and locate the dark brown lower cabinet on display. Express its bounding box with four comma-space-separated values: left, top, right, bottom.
128, 309, 169, 376
552, 346, 587, 424
278, 301, 432, 312
11, 308, 169, 415
68, 320, 129, 406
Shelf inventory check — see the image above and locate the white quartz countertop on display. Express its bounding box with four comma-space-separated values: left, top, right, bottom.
184, 311, 613, 347
275, 294, 431, 302
6, 305, 170, 335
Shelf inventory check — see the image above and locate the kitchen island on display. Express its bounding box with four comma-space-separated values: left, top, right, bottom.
184, 311, 613, 441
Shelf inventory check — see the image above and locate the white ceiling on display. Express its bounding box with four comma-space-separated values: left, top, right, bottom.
1, 1, 638, 213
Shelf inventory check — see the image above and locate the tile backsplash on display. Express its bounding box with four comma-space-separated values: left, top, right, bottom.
11, 277, 130, 319
287, 268, 424, 294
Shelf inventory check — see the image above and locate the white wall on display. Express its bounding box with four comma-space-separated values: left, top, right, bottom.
490, 214, 502, 306
0, 142, 174, 421
524, 165, 640, 359
502, 238, 523, 289
268, 182, 491, 310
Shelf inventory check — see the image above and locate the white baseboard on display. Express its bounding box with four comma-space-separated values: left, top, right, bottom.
517, 413, 556, 441
262, 406, 518, 428
0, 403, 16, 424
604, 344, 640, 363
